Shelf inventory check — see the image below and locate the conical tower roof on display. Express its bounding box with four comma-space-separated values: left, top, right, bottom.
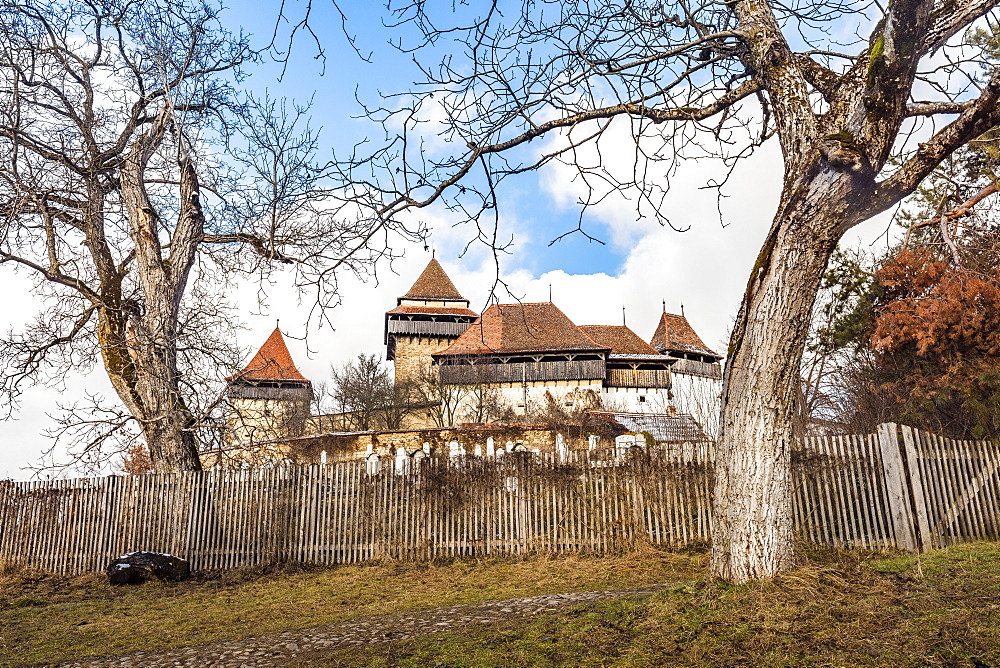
650, 312, 721, 360
230, 328, 310, 382
401, 258, 466, 301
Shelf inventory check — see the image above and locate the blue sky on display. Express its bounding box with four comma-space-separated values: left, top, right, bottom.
226, 1, 636, 276
0, 2, 901, 478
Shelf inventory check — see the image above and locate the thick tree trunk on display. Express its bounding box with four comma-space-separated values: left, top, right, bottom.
139, 382, 201, 474
710, 166, 854, 582
131, 290, 202, 474
109, 109, 204, 473
97, 294, 202, 473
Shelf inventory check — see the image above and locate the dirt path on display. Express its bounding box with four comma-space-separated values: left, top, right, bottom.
56, 583, 669, 667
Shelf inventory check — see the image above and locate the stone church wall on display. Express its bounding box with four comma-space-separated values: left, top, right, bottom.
272, 424, 607, 463
392, 336, 453, 385
226, 397, 310, 448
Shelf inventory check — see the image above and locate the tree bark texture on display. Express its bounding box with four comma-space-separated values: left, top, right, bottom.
712, 167, 846, 580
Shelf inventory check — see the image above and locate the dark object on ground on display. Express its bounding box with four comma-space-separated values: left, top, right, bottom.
106, 551, 191, 585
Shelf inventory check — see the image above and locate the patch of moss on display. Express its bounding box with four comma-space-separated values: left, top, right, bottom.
867, 33, 886, 88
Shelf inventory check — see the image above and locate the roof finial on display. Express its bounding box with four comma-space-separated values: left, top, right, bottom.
680, 303, 685, 317
622, 306, 626, 326
432, 248, 436, 259
662, 299, 666, 314
548, 283, 552, 302
276, 318, 280, 330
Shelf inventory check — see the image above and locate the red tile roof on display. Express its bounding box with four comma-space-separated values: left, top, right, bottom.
401, 258, 466, 301
435, 303, 609, 357
578, 325, 664, 357
650, 313, 721, 360
386, 304, 478, 317
231, 328, 310, 382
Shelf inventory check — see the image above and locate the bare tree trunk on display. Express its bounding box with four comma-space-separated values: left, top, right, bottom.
130, 288, 202, 473
711, 167, 848, 581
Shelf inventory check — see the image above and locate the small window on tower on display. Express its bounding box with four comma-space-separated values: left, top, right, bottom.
638, 396, 646, 403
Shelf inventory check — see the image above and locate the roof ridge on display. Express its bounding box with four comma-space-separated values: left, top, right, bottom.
435, 302, 609, 357
579, 323, 663, 356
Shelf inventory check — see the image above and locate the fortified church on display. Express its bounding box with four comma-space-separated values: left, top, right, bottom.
223, 258, 723, 457
385, 258, 722, 421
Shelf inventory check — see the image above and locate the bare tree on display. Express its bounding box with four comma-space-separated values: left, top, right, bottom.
319, 1, 1000, 580
410, 361, 463, 427
457, 378, 509, 425
330, 353, 395, 431
646, 385, 721, 440
796, 249, 879, 436
0, 1, 410, 473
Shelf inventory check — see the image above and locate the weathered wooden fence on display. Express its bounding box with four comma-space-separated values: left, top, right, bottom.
1, 424, 998, 574
793, 423, 1000, 552
0, 448, 713, 573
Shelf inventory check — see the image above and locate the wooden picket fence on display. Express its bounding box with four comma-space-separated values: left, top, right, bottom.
1, 424, 998, 574
793, 423, 1000, 552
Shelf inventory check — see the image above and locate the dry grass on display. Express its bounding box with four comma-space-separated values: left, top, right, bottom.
0, 547, 702, 666
6, 544, 1000, 667
301, 542, 1000, 667
0, 560, 25, 578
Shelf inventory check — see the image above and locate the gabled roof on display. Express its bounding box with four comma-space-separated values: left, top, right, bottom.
230, 328, 310, 383
590, 410, 710, 443
578, 325, 664, 358
435, 302, 609, 357
401, 258, 466, 302
650, 312, 721, 360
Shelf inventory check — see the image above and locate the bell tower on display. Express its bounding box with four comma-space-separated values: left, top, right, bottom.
226, 328, 313, 448
385, 258, 477, 385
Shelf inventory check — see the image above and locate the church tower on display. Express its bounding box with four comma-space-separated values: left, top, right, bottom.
649, 311, 723, 437
226, 328, 313, 448
385, 258, 478, 385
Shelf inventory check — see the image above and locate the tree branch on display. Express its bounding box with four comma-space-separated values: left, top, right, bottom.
910, 179, 1000, 230
200, 233, 297, 263
732, 2, 816, 161
0, 250, 101, 302
907, 101, 972, 117
793, 53, 842, 101
863, 0, 934, 115
869, 73, 1000, 217
923, 0, 999, 54
387, 78, 763, 215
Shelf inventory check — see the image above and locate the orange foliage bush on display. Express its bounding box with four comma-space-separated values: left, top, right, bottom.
870, 247, 1000, 439
121, 441, 154, 474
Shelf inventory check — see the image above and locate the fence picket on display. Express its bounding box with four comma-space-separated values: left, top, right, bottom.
899, 426, 932, 551
854, 434, 880, 549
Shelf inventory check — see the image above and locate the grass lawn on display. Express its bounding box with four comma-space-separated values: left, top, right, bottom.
295, 543, 1000, 667
0, 548, 701, 666
3, 543, 1000, 667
